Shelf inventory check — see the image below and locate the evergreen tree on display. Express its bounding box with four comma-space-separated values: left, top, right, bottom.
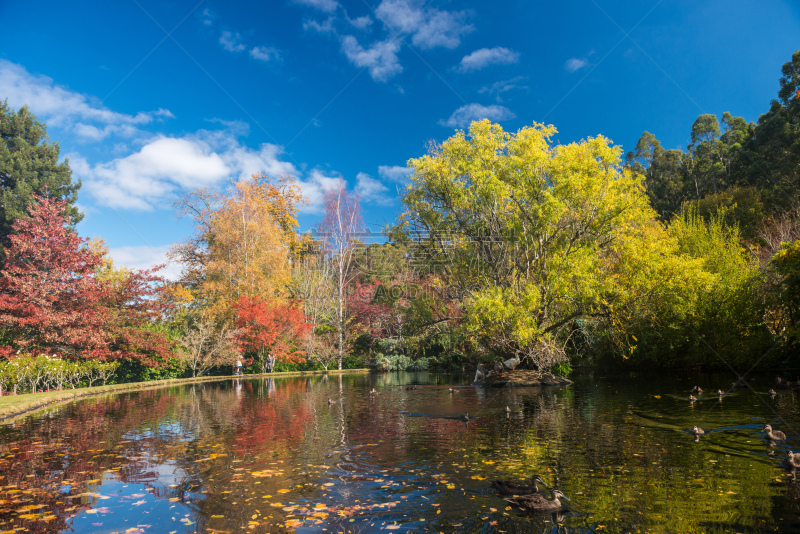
0, 101, 81, 248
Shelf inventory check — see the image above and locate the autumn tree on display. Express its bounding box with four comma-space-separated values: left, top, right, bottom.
318, 184, 363, 370
397, 120, 658, 368
290, 254, 340, 369
176, 317, 241, 377
0, 195, 171, 362
0, 102, 82, 250
234, 296, 312, 373
171, 173, 304, 319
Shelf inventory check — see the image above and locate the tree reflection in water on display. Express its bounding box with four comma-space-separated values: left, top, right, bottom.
1, 372, 800, 532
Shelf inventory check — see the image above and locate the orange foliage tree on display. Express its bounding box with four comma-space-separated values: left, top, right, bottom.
171, 173, 305, 320
234, 296, 313, 373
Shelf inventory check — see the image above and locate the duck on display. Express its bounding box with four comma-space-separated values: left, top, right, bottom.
328, 398, 337, 405
493, 362, 505, 375
460, 413, 470, 423
763, 424, 787, 441
503, 353, 521, 372
689, 395, 697, 403
448, 388, 458, 394
717, 389, 725, 396
505, 405, 512, 414
784, 451, 800, 470
691, 386, 703, 395
768, 389, 777, 397
370, 388, 379, 395
505, 488, 568, 512
691, 426, 705, 435
491, 474, 545, 496
405, 385, 418, 391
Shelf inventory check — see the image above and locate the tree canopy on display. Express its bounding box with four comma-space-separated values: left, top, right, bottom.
0, 102, 81, 249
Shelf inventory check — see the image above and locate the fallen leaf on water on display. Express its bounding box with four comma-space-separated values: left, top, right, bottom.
277, 489, 291, 494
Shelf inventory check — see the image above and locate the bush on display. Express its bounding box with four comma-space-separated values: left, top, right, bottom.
0, 355, 120, 395
375, 354, 431, 371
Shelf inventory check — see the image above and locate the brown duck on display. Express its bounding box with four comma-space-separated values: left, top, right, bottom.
505, 488, 568, 512
784, 451, 800, 470
763, 424, 786, 441
491, 474, 545, 496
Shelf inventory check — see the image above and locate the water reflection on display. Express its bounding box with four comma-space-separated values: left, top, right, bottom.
1, 372, 800, 532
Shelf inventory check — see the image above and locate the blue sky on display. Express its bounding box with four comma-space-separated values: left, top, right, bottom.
1, 0, 798, 278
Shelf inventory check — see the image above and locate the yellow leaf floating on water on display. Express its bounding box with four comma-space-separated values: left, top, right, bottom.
322, 483, 334, 487
277, 489, 291, 493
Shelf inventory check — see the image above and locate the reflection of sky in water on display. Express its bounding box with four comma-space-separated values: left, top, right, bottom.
2, 372, 800, 532
68, 460, 197, 534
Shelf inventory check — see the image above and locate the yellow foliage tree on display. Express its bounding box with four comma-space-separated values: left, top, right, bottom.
171, 173, 305, 320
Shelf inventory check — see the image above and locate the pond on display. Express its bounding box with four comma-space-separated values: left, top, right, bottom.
1, 370, 799, 533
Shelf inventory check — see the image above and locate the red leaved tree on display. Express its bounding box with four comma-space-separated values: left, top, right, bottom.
0, 195, 171, 362
234, 296, 312, 373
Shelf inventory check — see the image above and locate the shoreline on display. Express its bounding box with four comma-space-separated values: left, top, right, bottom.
0, 368, 370, 423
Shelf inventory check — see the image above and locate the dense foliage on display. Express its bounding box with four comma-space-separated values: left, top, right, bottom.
3, 52, 800, 388
0, 102, 81, 251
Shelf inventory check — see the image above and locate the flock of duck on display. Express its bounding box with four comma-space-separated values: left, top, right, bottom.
687, 382, 797, 471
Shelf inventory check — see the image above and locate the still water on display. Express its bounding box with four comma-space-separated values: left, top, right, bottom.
1, 370, 799, 533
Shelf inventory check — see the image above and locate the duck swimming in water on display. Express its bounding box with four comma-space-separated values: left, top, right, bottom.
784, 451, 800, 470
691, 426, 705, 435
505, 488, 569, 512
691, 386, 703, 395
491, 474, 545, 496
763, 424, 787, 441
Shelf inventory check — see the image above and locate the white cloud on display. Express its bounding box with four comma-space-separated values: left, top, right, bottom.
355, 172, 392, 205
219, 31, 246, 52
565, 57, 589, 72
304, 17, 336, 34
73, 129, 301, 211
108, 245, 182, 281
439, 103, 515, 128
250, 46, 281, 62
375, 0, 472, 50
378, 165, 412, 183
0, 60, 173, 140
199, 7, 214, 26
293, 0, 339, 13
299, 170, 346, 212
478, 76, 528, 103
341, 35, 402, 82
346, 14, 373, 30
457, 47, 519, 72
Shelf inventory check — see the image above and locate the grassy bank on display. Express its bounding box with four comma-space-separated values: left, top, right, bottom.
0, 368, 370, 423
